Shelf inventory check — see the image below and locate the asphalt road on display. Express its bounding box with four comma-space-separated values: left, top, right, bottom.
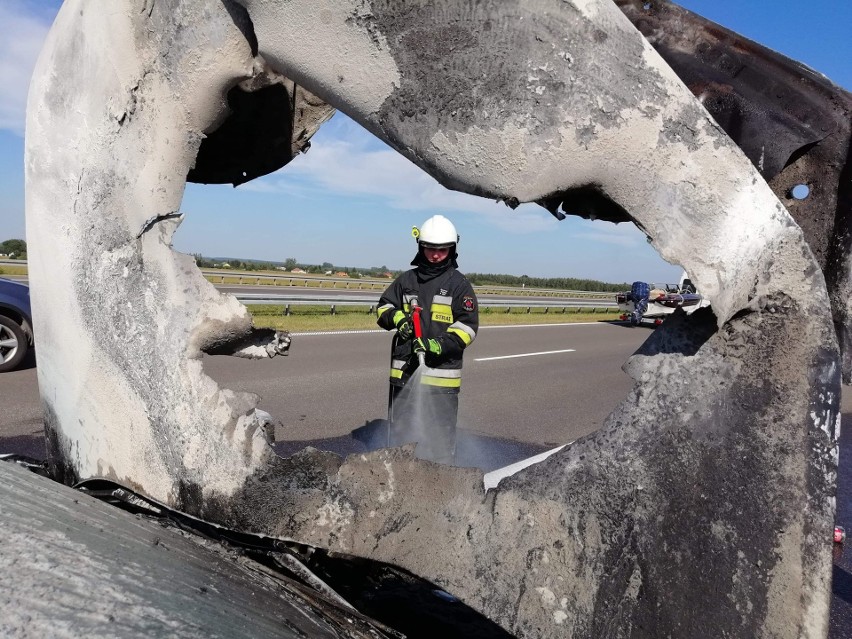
203, 321, 642, 446
0, 322, 641, 456
1, 322, 850, 635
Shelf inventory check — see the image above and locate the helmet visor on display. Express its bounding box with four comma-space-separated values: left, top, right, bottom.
420, 241, 455, 250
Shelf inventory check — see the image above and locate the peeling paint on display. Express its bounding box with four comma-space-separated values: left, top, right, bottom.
376, 460, 395, 504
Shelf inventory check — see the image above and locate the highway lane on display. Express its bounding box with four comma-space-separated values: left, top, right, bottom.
0, 348, 42, 456
199, 321, 647, 447
0, 322, 646, 457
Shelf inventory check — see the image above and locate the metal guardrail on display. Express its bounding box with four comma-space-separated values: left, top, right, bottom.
204, 270, 613, 299
236, 293, 616, 314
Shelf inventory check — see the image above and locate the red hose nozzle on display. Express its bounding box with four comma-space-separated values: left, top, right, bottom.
412, 305, 423, 339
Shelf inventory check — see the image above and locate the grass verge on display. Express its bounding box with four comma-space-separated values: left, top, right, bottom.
206, 275, 389, 291
249, 304, 622, 332
0, 265, 28, 277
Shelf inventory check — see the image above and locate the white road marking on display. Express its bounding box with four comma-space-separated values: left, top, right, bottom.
480, 322, 609, 329
474, 349, 576, 362
293, 329, 386, 336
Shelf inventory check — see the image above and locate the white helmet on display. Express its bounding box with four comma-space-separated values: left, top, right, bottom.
414, 215, 459, 248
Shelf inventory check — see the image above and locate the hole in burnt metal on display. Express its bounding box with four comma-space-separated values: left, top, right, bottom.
643, 2, 652, 10
790, 184, 810, 200
187, 83, 294, 186
537, 185, 632, 224
182, 108, 686, 481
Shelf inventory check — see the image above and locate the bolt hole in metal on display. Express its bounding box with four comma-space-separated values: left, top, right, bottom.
643, 2, 652, 10
790, 184, 810, 200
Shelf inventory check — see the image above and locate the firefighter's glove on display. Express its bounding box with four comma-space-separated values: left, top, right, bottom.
392, 310, 413, 341
413, 337, 442, 357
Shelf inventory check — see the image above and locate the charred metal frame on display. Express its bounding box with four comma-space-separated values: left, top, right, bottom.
19, 1, 850, 637
616, 0, 852, 381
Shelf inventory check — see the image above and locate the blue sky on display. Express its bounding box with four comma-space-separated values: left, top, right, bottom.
1, 1, 849, 282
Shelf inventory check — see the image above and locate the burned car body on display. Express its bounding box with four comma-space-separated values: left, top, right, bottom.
18, 0, 850, 637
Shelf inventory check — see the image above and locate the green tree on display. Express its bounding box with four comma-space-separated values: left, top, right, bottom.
193, 253, 215, 268
0, 239, 27, 259
465, 271, 628, 292
284, 257, 298, 270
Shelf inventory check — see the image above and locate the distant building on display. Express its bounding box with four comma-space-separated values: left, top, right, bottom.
276, 267, 288, 271
290, 267, 307, 274
324, 270, 333, 276
335, 272, 349, 278
380, 271, 393, 278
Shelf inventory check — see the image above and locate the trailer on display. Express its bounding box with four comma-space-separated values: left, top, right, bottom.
616, 273, 710, 326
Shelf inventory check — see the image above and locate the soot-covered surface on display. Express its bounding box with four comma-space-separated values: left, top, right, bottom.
275, 424, 549, 473
2, 410, 850, 635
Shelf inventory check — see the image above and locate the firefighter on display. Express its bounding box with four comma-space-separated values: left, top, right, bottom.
376, 215, 479, 464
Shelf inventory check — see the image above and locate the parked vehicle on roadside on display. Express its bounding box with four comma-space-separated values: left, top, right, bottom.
0, 278, 33, 372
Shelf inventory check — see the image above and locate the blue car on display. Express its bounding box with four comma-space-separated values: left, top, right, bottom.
0, 278, 33, 372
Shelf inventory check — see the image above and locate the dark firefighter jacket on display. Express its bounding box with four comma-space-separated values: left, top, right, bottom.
377, 267, 478, 391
